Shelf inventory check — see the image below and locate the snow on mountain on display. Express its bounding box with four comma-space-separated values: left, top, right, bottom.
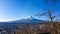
12, 16, 46, 23
24, 16, 33, 19
0, 16, 47, 24
0, 16, 47, 27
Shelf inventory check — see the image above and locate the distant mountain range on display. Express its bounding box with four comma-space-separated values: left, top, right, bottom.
0, 16, 47, 23
0, 16, 47, 26
10, 16, 47, 23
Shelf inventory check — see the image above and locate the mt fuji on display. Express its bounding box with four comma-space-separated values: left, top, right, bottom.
11, 16, 46, 24
0, 16, 47, 26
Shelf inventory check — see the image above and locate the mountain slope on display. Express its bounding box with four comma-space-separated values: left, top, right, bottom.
12, 16, 46, 24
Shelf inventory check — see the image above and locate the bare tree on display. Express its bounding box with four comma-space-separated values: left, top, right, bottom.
34, 0, 60, 34
45, 0, 59, 34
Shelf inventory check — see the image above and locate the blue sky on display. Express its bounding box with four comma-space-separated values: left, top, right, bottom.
0, 0, 60, 22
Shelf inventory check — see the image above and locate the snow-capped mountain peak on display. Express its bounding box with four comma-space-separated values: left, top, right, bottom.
13, 16, 46, 23
0, 16, 47, 24
24, 16, 34, 19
